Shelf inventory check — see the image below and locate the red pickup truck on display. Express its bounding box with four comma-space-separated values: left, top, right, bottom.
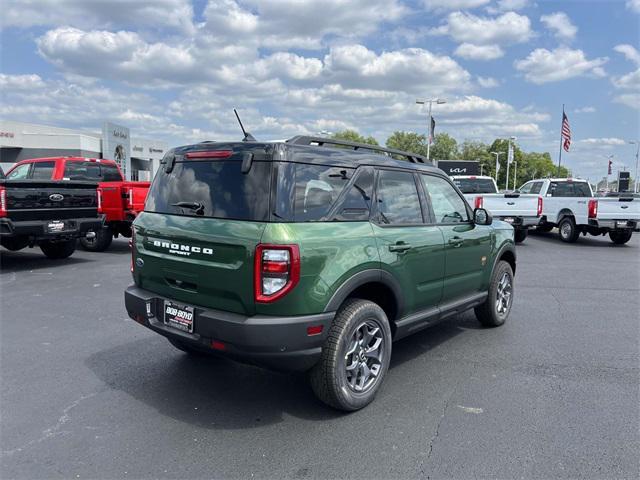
5, 157, 150, 251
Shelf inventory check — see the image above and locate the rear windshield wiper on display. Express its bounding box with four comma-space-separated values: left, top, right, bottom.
172, 201, 205, 215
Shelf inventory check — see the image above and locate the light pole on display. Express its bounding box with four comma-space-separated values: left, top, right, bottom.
416, 98, 446, 162
491, 151, 503, 182
629, 140, 639, 193
505, 136, 516, 190
513, 160, 518, 190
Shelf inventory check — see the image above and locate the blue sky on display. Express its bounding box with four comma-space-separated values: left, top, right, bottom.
1, 0, 638, 182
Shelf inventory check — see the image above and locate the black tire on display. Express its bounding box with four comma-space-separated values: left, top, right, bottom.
514, 229, 528, 243
474, 260, 514, 327
536, 223, 554, 233
168, 338, 212, 356
309, 299, 392, 411
40, 240, 76, 259
609, 230, 633, 245
558, 217, 579, 243
79, 227, 113, 252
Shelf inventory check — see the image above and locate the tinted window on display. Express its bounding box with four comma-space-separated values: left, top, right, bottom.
376, 170, 423, 225
334, 168, 374, 221
31, 162, 55, 180
101, 164, 122, 181
293, 165, 352, 221
64, 161, 101, 180
422, 175, 470, 224
145, 160, 271, 221
531, 182, 543, 194
574, 182, 591, 197
7, 163, 30, 180
550, 181, 591, 197
453, 177, 497, 194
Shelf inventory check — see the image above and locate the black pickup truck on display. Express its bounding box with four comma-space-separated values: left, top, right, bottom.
0, 177, 104, 259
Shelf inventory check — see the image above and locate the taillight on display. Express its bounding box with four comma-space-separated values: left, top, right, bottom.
0, 186, 6, 218
537, 196, 543, 217
130, 229, 136, 274
588, 199, 598, 219
127, 188, 133, 209
254, 244, 300, 303
474, 196, 483, 209
185, 150, 233, 159
96, 187, 103, 213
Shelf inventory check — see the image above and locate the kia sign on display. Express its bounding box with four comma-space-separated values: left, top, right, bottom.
102, 122, 131, 180
618, 171, 630, 192
437, 160, 480, 176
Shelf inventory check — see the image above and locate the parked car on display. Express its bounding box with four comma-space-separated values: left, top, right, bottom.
451, 175, 542, 243
0, 177, 103, 259
5, 157, 150, 251
521, 178, 640, 244
124, 136, 517, 411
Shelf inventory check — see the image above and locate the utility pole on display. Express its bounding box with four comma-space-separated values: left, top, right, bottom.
506, 136, 516, 190
513, 160, 518, 190
630, 140, 639, 193
416, 98, 446, 162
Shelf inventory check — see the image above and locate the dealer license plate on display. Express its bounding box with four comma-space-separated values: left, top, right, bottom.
46, 221, 67, 233
164, 301, 194, 333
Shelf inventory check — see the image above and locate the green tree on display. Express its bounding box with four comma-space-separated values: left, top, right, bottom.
331, 129, 379, 146
429, 133, 458, 161
385, 131, 428, 156
459, 140, 492, 176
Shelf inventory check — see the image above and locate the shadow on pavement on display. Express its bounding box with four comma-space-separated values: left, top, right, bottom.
86, 314, 472, 429
0, 248, 92, 273
529, 229, 635, 248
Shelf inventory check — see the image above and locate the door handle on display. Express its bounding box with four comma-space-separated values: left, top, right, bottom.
448, 237, 464, 247
389, 242, 412, 253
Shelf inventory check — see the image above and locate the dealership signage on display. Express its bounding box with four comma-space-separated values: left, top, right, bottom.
436, 160, 480, 176
103, 122, 131, 180
0, 131, 15, 138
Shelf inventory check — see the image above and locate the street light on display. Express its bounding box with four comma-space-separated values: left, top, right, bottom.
491, 151, 503, 182
505, 136, 516, 190
416, 98, 446, 162
629, 140, 639, 193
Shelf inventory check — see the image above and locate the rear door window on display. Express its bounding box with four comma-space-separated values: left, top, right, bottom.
31, 161, 55, 180
145, 159, 271, 221
293, 164, 352, 221
375, 170, 423, 225
64, 161, 101, 180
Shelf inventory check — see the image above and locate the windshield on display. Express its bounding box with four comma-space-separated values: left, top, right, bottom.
145, 159, 271, 221
453, 178, 497, 194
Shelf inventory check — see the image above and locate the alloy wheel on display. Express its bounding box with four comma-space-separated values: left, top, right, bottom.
495, 272, 512, 316
344, 320, 384, 393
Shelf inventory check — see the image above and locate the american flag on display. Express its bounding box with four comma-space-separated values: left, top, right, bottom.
561, 111, 571, 152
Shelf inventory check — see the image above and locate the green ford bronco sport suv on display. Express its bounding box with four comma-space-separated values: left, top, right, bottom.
124, 136, 516, 411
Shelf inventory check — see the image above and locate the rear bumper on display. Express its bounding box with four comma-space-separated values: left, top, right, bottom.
0, 216, 105, 240
124, 285, 335, 372
497, 216, 541, 228
588, 219, 639, 231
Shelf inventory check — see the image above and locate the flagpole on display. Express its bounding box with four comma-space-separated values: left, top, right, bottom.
557, 104, 564, 177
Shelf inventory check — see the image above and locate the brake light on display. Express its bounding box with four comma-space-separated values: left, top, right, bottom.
127, 188, 134, 209
474, 196, 483, 209
0, 186, 6, 218
588, 199, 598, 219
537, 196, 543, 217
254, 244, 300, 303
96, 187, 104, 213
185, 150, 233, 159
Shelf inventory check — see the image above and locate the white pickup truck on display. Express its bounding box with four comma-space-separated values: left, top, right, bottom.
519, 178, 640, 244
452, 175, 542, 243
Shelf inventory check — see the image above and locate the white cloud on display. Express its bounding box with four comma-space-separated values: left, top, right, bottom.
612, 69, 640, 90
514, 47, 608, 84
423, 0, 490, 10
613, 93, 640, 110
614, 44, 640, 66
486, 0, 530, 14
432, 11, 533, 46
0, 73, 45, 90
477, 76, 500, 88
579, 138, 626, 146
540, 12, 577, 42
626, 0, 640, 13
1, 0, 195, 33
574, 106, 596, 113
455, 43, 504, 60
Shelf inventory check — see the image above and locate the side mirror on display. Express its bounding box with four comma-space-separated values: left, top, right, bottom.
474, 207, 492, 226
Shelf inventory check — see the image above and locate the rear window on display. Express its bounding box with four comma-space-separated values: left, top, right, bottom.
453, 177, 497, 194
145, 160, 271, 221
31, 161, 55, 180
550, 181, 591, 197
101, 164, 122, 181
64, 161, 101, 180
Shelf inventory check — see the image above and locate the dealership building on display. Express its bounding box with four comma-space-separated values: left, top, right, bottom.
0, 120, 168, 181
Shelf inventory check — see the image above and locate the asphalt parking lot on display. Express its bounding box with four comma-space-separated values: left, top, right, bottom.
1, 232, 639, 479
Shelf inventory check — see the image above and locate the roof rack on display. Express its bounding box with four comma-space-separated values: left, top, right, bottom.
286, 136, 431, 164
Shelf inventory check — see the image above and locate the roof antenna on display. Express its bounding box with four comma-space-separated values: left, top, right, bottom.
234, 109, 256, 142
